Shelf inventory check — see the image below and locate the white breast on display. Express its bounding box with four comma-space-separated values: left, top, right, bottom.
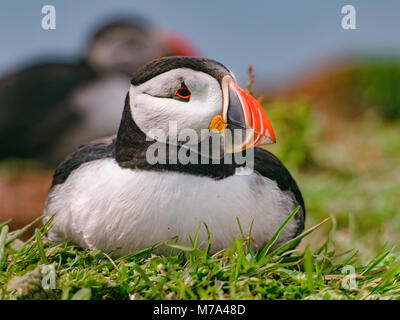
44, 158, 299, 256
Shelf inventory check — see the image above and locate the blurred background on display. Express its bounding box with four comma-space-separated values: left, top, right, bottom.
0, 0, 399, 260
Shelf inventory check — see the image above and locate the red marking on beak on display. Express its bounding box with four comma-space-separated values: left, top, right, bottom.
229, 81, 276, 148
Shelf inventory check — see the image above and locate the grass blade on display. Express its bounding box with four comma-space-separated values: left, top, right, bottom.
35, 229, 48, 264
370, 260, 400, 295
362, 250, 391, 276
5, 215, 45, 247
0, 225, 9, 269
236, 217, 245, 241
131, 263, 153, 288
265, 217, 330, 261
116, 240, 166, 263
0, 220, 12, 230
304, 245, 314, 290
258, 206, 300, 258
71, 288, 91, 300
191, 223, 202, 248
203, 223, 211, 256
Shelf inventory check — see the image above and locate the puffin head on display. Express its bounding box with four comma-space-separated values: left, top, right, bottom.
86, 20, 199, 76
86, 19, 162, 75
123, 56, 275, 159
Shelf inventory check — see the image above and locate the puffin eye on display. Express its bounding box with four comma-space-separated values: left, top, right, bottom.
174, 82, 191, 102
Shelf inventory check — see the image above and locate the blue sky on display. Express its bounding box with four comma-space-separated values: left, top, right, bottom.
0, 0, 399, 84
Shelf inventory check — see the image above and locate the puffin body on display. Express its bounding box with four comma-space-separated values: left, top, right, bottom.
43, 57, 304, 256
0, 61, 98, 162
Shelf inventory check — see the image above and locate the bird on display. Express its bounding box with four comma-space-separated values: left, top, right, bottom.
43, 56, 305, 257
0, 19, 198, 166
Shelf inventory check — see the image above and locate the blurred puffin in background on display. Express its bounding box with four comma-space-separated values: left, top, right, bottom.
0, 18, 198, 166
43, 57, 305, 257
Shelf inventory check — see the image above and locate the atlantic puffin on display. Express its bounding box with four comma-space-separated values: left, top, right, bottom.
43, 57, 305, 257
0, 19, 198, 166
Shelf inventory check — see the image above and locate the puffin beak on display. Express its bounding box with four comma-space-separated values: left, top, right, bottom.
209, 75, 276, 154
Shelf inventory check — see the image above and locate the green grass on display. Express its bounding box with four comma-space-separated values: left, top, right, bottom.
1, 98, 400, 300
1, 212, 400, 300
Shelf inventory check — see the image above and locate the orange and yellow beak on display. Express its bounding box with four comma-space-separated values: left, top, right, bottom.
209, 75, 276, 153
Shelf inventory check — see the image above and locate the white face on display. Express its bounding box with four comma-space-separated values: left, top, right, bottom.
129, 68, 223, 145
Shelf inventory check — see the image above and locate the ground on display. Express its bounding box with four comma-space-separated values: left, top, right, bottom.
1, 91, 400, 300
